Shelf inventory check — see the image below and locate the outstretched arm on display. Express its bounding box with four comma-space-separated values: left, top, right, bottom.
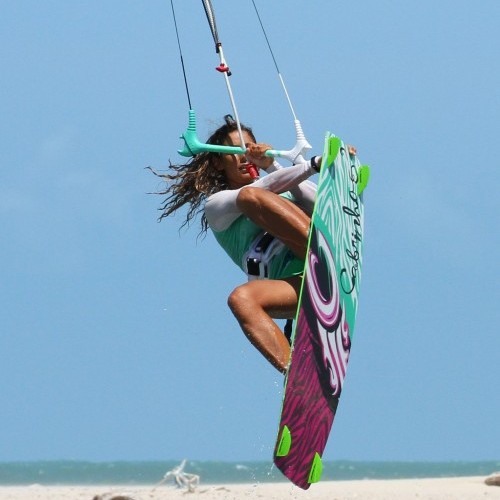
247, 143, 318, 215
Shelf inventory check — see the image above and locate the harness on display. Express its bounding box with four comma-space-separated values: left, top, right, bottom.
243, 231, 285, 280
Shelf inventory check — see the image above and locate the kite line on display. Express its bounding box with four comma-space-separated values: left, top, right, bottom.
171, 0, 312, 163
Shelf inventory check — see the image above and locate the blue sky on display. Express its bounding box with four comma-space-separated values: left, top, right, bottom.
1, 1, 499, 463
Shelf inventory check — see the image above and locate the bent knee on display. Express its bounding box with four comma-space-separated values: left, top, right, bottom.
227, 284, 255, 316
236, 186, 266, 211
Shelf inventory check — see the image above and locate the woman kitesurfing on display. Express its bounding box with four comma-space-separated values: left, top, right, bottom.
153, 0, 322, 373
153, 115, 322, 373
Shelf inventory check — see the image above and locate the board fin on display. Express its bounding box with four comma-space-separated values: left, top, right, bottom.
325, 136, 341, 168
308, 452, 323, 484
276, 425, 292, 457
357, 165, 370, 195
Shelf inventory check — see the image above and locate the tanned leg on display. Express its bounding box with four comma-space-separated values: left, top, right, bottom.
236, 187, 310, 260
227, 276, 301, 373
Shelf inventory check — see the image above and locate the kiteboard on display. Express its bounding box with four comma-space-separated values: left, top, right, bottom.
273, 133, 370, 489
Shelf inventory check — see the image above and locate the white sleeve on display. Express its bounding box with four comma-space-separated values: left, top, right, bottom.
205, 160, 317, 232
266, 160, 317, 215
250, 160, 316, 193
204, 189, 241, 232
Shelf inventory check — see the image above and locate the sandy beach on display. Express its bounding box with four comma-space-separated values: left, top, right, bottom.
0, 477, 499, 500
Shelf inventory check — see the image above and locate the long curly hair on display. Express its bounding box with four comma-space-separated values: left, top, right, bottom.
150, 115, 256, 234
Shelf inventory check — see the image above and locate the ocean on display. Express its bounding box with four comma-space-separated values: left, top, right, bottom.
0, 460, 498, 486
